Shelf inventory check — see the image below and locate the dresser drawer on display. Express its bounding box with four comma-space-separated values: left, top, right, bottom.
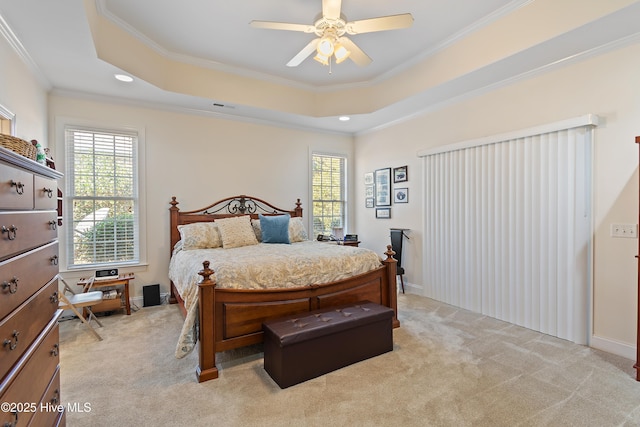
0, 162, 34, 210
27, 366, 61, 427
0, 320, 59, 427
0, 279, 58, 381
0, 211, 58, 260
0, 242, 58, 321
34, 176, 57, 211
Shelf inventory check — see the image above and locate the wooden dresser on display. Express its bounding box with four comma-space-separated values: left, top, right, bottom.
0, 147, 65, 426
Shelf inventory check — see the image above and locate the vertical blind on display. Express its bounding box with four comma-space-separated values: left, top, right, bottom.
419, 116, 597, 344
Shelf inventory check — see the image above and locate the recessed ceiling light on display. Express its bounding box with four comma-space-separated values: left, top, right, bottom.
339, 116, 350, 121
114, 74, 134, 82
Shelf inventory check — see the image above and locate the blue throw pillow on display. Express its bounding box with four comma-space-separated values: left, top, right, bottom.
259, 214, 290, 244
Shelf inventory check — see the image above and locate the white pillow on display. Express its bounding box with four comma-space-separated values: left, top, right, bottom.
177, 222, 222, 250
288, 217, 308, 242
216, 216, 259, 249
251, 218, 262, 241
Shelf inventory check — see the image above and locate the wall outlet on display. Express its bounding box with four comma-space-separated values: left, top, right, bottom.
610, 223, 638, 238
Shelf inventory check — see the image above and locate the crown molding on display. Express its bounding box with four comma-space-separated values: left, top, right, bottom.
0, 12, 51, 90
50, 87, 352, 137
357, 31, 640, 138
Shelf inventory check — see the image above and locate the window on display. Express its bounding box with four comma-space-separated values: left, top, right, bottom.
312, 153, 346, 237
65, 126, 139, 268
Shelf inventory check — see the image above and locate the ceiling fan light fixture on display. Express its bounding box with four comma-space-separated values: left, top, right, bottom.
317, 37, 334, 56
334, 44, 350, 64
313, 52, 330, 65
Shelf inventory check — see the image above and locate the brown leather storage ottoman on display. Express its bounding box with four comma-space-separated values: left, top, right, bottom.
262, 301, 394, 388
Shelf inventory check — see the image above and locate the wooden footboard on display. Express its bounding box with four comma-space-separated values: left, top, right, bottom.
195, 247, 398, 383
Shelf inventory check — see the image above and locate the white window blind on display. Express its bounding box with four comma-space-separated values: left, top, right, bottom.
312, 154, 346, 237
419, 116, 597, 344
65, 126, 139, 268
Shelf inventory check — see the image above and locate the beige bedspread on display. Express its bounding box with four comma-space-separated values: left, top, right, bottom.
169, 240, 382, 358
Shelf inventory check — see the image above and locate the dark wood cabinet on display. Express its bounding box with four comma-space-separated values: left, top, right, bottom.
0, 147, 65, 425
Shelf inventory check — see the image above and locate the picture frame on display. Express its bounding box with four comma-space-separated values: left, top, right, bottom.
374, 168, 391, 206
365, 198, 374, 208
393, 166, 408, 183
394, 188, 409, 203
365, 185, 374, 198
364, 172, 374, 185
376, 208, 391, 219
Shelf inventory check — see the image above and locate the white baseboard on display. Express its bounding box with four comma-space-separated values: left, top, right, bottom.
590, 335, 636, 361
398, 280, 423, 295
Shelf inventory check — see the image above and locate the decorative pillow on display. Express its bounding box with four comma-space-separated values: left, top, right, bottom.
252, 216, 308, 242
288, 216, 308, 243
251, 218, 262, 241
216, 216, 259, 249
259, 214, 291, 244
177, 222, 222, 250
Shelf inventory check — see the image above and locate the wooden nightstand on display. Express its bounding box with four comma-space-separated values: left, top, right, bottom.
342, 240, 360, 247
78, 273, 134, 315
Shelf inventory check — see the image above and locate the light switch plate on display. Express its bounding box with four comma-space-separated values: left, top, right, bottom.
610, 223, 638, 238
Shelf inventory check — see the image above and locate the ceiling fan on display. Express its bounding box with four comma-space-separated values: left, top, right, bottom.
250, 0, 413, 67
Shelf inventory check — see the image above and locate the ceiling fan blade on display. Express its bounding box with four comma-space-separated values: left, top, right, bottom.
250, 20, 315, 33
338, 37, 372, 67
286, 38, 320, 67
322, 0, 342, 20
346, 13, 414, 34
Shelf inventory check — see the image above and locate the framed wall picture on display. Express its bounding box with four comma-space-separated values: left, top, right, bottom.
393, 166, 408, 183
365, 198, 374, 208
376, 208, 391, 219
364, 172, 374, 185
394, 188, 409, 203
374, 168, 391, 206
365, 185, 374, 198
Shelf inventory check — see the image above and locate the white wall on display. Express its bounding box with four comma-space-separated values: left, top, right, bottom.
47, 95, 354, 300
355, 41, 640, 358
0, 28, 48, 145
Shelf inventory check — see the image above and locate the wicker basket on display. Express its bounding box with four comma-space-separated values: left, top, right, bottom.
0, 134, 37, 160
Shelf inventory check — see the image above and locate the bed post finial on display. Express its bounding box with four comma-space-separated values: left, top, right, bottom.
170, 196, 179, 211
384, 245, 396, 262
198, 260, 216, 286
295, 198, 303, 217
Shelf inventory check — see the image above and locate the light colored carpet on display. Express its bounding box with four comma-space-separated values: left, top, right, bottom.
59, 294, 640, 426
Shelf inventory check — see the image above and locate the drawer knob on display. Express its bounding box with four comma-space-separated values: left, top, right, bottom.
51, 343, 59, 357
43, 187, 53, 198
3, 410, 17, 427
3, 330, 19, 351
51, 389, 60, 405
48, 220, 57, 230
50, 291, 59, 304
10, 180, 24, 195
1, 277, 18, 294
50, 255, 59, 265
1, 225, 17, 240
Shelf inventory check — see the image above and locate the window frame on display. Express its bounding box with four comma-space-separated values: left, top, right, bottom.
61, 122, 146, 271
311, 152, 348, 238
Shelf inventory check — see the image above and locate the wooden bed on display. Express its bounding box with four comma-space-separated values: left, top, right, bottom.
169, 195, 399, 383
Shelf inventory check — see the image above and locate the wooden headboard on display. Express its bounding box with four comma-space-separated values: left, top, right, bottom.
169, 195, 302, 252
